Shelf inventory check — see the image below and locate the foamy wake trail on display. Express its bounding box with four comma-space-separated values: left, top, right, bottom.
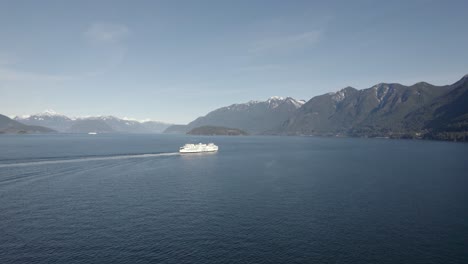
0, 153, 179, 168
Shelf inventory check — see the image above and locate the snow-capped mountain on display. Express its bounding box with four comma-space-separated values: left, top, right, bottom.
223, 96, 305, 111
164, 96, 305, 134
14, 111, 173, 133
80, 116, 173, 133
1, 114, 55, 134
14, 110, 74, 132
81, 116, 146, 133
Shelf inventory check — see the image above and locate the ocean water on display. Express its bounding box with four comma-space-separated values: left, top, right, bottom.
0, 134, 467, 263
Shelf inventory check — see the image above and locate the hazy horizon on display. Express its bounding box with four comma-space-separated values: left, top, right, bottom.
1, 0, 468, 123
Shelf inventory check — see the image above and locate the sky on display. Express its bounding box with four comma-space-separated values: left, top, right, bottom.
1, 0, 467, 124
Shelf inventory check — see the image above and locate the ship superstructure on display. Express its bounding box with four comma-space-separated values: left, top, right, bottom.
179, 143, 218, 153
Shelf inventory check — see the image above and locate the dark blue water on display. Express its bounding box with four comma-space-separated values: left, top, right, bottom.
0, 134, 467, 263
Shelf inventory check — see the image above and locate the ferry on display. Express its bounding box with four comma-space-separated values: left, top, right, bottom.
179, 143, 218, 153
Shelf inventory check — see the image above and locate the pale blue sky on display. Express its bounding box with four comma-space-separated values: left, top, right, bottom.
1, 0, 467, 123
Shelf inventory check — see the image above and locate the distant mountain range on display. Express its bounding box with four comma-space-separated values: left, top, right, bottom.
67, 119, 115, 134
3, 74, 467, 141
0, 114, 55, 134
14, 111, 174, 134
164, 96, 305, 134
165, 74, 468, 141
13, 110, 74, 132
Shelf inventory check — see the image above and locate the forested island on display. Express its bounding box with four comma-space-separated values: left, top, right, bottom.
187, 126, 248, 136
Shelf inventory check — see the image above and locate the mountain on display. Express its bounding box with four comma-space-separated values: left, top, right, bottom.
14, 110, 74, 132
84, 116, 148, 133
164, 96, 305, 134
83, 117, 174, 133
14, 111, 174, 133
279, 74, 468, 141
405, 74, 468, 141
164, 124, 190, 134
141, 121, 173, 133
187, 126, 248, 136
9, 74, 467, 141
67, 119, 115, 133
0, 114, 56, 134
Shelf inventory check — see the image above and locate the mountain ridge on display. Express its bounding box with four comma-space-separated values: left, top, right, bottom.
14, 112, 175, 133
164, 96, 305, 134
6, 74, 467, 141
164, 74, 468, 141
278, 74, 467, 141
0, 114, 56, 134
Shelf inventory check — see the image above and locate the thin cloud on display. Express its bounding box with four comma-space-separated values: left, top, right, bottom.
0, 68, 72, 82
0, 23, 129, 83
249, 30, 322, 55
84, 22, 129, 44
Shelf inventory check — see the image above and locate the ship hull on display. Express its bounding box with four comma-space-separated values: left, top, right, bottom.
179, 149, 218, 153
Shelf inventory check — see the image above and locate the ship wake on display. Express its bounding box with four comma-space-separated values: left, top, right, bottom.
0, 152, 180, 168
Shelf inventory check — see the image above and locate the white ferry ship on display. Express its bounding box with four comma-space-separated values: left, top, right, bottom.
179, 143, 218, 153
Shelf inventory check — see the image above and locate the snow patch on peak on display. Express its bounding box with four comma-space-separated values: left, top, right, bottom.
15, 114, 31, 119
97, 115, 118, 120
285, 97, 305, 108
374, 85, 389, 103
225, 96, 304, 110
265, 96, 304, 109
267, 96, 285, 109
122, 117, 139, 122
331, 91, 346, 102
19, 109, 70, 119
122, 117, 153, 123
43, 109, 58, 115
246, 100, 260, 105
371, 83, 390, 90
32, 109, 66, 117
268, 96, 284, 101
